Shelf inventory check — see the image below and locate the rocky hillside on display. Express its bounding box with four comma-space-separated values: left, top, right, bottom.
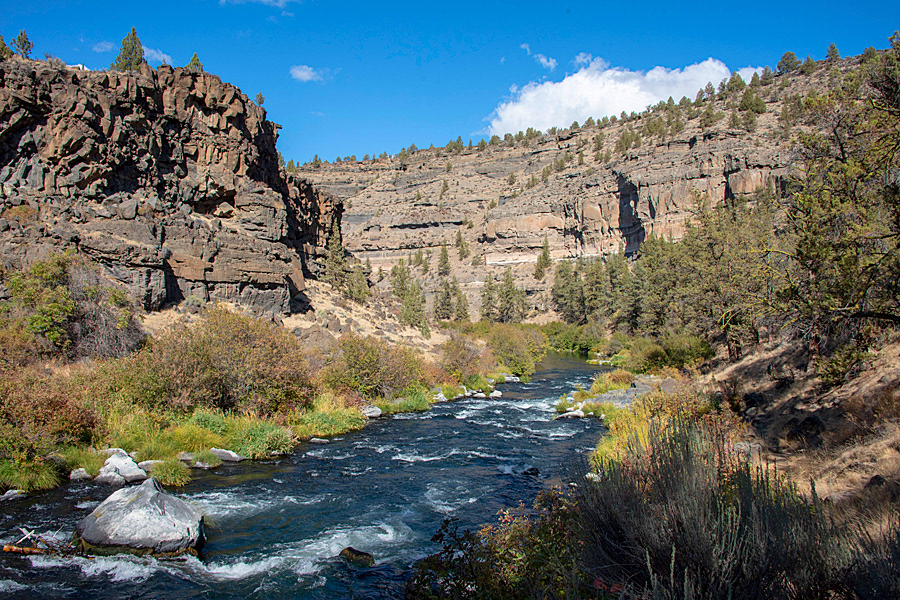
0, 58, 340, 314
298, 55, 853, 315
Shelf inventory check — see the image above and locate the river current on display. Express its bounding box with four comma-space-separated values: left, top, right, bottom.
0, 352, 604, 599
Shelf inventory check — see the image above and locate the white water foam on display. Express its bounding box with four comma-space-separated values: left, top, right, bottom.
185, 490, 326, 520
424, 481, 485, 514
0, 579, 27, 592
391, 448, 465, 463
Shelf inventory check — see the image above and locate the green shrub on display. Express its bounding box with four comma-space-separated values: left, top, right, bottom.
486, 324, 548, 377
0, 458, 60, 492
323, 333, 426, 399
57, 446, 106, 476
462, 374, 492, 393
193, 449, 223, 468
438, 333, 485, 383
188, 409, 229, 435
162, 423, 226, 453
152, 459, 191, 487
226, 419, 294, 459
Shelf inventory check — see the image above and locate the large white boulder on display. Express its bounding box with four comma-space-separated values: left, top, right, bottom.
76, 478, 204, 555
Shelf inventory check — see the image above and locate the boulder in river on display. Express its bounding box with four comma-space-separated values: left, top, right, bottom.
94, 452, 147, 485
76, 478, 205, 556
339, 546, 375, 567
208, 448, 246, 462
360, 405, 383, 419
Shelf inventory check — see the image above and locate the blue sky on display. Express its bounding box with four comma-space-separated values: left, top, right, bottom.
1, 1, 896, 163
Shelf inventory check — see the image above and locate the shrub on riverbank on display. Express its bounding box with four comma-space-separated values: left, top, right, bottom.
409, 418, 900, 599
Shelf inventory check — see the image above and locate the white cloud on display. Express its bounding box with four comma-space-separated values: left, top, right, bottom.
142, 46, 173, 65
92, 41, 113, 53
736, 66, 763, 82
574, 52, 593, 66
535, 54, 557, 71
290, 64, 323, 82
487, 57, 734, 136
520, 42, 531, 55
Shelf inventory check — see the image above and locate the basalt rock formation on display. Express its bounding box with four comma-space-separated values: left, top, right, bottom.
297, 58, 849, 313
0, 58, 340, 314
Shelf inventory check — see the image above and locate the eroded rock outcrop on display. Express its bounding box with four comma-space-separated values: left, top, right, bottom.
0, 58, 340, 314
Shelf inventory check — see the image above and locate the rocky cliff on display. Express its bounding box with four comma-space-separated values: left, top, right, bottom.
297, 58, 846, 313
0, 58, 340, 314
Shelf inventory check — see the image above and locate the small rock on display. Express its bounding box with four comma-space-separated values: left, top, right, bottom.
99, 453, 147, 483
1, 489, 25, 501
659, 377, 679, 394
472, 392, 487, 399
489, 390, 502, 398
176, 451, 196, 462
94, 471, 126, 486
556, 409, 585, 419
208, 448, 246, 462
309, 438, 329, 445
339, 546, 374, 567
138, 460, 165, 472
101, 448, 127, 456
69, 468, 93, 481
360, 405, 383, 419
191, 462, 212, 470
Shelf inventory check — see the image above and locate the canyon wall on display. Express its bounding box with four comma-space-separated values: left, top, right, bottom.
0, 58, 340, 314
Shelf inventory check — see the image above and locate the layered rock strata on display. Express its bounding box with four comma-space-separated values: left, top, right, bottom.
0, 58, 340, 314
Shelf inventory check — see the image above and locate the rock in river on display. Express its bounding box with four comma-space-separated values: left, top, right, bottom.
76, 478, 205, 556
339, 546, 375, 567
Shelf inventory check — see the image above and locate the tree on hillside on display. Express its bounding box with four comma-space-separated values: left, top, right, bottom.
255, 92, 265, 106
800, 55, 818, 75
455, 229, 469, 259
452, 277, 469, 321
0, 35, 12, 60
760, 66, 775, 86
826, 43, 841, 62
11, 30, 32, 59
497, 267, 526, 323
534, 234, 552, 279
777, 51, 800, 74
434, 279, 454, 321
186, 52, 203, 72
438, 242, 451, 276
111, 27, 145, 71
480, 274, 496, 322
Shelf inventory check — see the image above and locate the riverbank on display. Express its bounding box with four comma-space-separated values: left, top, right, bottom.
0, 351, 603, 599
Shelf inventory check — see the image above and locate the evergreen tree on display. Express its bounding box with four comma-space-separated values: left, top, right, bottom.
760, 66, 775, 86
438, 242, 451, 276
452, 277, 469, 321
187, 52, 203, 72
0, 35, 13, 61
777, 51, 800, 74
739, 89, 766, 113
255, 92, 265, 106
497, 267, 526, 323
11, 31, 32, 59
400, 279, 429, 338
582, 258, 611, 321
800, 55, 818, 75
480, 274, 496, 322
322, 229, 347, 289
826, 43, 841, 62
390, 259, 411, 299
434, 279, 454, 320
534, 234, 552, 279
551, 261, 585, 324
455, 229, 469, 259
111, 27, 145, 71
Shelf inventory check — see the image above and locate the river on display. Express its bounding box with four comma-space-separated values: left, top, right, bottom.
0, 352, 604, 599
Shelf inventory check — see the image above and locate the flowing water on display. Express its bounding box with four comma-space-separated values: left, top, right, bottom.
0, 352, 605, 599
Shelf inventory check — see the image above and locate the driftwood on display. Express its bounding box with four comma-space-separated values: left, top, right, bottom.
1, 527, 80, 557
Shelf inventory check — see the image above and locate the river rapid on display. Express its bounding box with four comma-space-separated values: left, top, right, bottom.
0, 352, 605, 599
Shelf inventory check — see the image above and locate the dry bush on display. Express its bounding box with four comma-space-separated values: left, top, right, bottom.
438, 332, 487, 383
322, 333, 427, 399
0, 365, 99, 459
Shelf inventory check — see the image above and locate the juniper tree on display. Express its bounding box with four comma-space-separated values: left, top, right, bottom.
434, 279, 454, 320
187, 52, 203, 72
438, 243, 451, 276
111, 27, 144, 71
480, 274, 496, 322
826, 43, 840, 62
496, 267, 526, 323
777, 51, 799, 74
11, 31, 32, 59
455, 229, 469, 259
452, 277, 469, 321
534, 234, 552, 279
0, 35, 12, 60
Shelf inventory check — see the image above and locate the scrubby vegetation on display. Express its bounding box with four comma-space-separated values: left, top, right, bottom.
0, 254, 507, 492
410, 393, 900, 599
